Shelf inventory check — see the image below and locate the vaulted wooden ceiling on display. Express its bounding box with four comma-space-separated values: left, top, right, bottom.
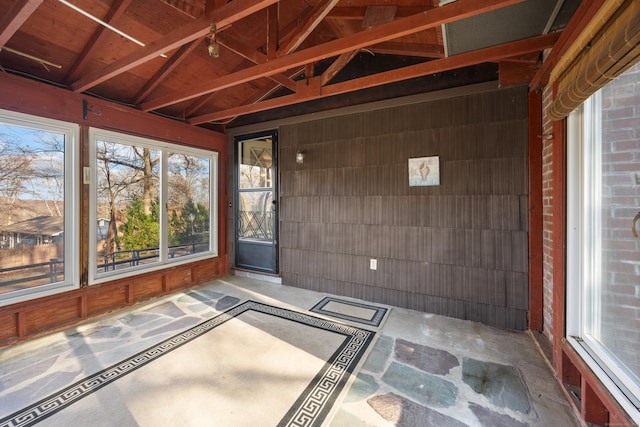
0, 0, 577, 131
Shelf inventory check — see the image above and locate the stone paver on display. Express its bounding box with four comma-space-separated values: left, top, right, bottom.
362, 334, 393, 373
368, 393, 468, 427
381, 362, 458, 408
394, 338, 459, 375
462, 357, 531, 414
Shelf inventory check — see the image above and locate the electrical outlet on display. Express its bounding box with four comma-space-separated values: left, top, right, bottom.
370, 259, 377, 270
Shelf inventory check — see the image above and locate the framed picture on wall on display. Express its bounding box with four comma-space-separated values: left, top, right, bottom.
408, 156, 440, 186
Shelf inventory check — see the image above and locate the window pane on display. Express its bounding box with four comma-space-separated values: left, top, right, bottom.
0, 123, 65, 293
592, 62, 640, 383
95, 140, 160, 273
167, 153, 211, 258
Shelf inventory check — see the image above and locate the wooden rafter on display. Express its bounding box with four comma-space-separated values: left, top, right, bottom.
267, 4, 278, 59
69, 0, 279, 93
141, 0, 524, 111
188, 32, 560, 124
362, 6, 398, 27
0, 0, 43, 47
370, 42, 444, 59
131, 37, 203, 104
185, 93, 217, 117
277, 0, 341, 56
320, 50, 359, 86
217, 36, 297, 91
326, 6, 433, 21
499, 60, 538, 87
185, 66, 304, 117
64, 0, 133, 85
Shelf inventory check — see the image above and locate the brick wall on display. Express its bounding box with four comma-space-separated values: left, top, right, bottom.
542, 84, 554, 342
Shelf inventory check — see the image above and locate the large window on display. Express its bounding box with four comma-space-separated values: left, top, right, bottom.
89, 129, 217, 283
0, 110, 78, 306
567, 62, 640, 421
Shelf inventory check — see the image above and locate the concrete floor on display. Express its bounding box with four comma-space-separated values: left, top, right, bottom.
0, 275, 578, 426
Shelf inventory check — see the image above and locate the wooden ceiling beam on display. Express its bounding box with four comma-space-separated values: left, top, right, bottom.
184, 65, 304, 117
320, 50, 359, 86
142, 0, 524, 111
0, 0, 43, 47
499, 60, 537, 87
277, 0, 341, 56
63, 0, 133, 85
326, 6, 434, 21
188, 32, 560, 124
183, 61, 254, 116
370, 42, 444, 59
131, 37, 202, 105
217, 71, 305, 124
266, 4, 278, 59
217, 36, 297, 91
69, 0, 278, 93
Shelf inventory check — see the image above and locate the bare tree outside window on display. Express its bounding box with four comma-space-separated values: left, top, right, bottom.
95, 140, 160, 272
0, 123, 66, 293
167, 153, 211, 258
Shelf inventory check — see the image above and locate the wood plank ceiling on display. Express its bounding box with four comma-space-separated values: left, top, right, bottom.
0, 0, 573, 131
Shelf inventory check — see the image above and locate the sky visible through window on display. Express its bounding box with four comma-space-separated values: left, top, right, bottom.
0, 122, 65, 205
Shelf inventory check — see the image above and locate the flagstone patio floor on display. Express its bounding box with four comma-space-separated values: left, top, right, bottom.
0, 274, 579, 427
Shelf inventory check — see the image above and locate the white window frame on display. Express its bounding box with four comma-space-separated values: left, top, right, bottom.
0, 109, 79, 306
88, 128, 218, 284
566, 93, 640, 423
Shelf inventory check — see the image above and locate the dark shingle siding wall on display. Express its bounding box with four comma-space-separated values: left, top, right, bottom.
278, 85, 529, 330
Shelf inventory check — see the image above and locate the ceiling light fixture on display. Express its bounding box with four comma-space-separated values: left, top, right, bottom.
57, 0, 167, 58
207, 24, 219, 58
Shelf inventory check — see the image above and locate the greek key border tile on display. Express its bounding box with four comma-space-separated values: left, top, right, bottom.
310, 297, 389, 327
1, 300, 375, 427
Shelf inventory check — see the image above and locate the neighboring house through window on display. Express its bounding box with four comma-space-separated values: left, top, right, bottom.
0, 109, 78, 306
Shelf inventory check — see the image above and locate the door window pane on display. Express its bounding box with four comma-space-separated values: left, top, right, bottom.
238, 138, 273, 189
237, 138, 274, 241
238, 191, 273, 241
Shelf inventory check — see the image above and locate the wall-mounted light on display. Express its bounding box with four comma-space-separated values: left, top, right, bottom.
296, 150, 305, 164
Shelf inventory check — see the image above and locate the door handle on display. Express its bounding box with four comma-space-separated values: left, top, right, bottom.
633, 211, 640, 238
